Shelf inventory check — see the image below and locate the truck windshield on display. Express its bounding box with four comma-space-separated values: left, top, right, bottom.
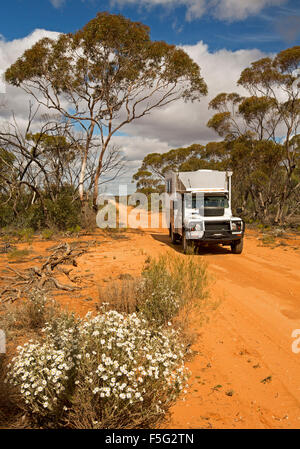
204, 196, 229, 208
185, 194, 229, 209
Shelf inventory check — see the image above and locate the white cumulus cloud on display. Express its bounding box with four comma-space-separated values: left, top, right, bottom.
0, 29, 61, 120
122, 41, 266, 147
0, 29, 267, 187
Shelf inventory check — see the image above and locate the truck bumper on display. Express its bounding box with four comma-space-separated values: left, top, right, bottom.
186, 230, 244, 243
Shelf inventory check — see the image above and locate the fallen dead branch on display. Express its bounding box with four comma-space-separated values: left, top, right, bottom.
0, 241, 93, 303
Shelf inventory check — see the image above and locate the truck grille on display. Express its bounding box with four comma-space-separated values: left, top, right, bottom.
204, 221, 230, 231
204, 207, 224, 217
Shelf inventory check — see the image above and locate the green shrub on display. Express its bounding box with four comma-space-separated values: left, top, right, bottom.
66, 225, 81, 235
22, 204, 45, 230
0, 202, 15, 228
137, 268, 180, 326
41, 229, 55, 240
138, 253, 208, 327
17, 228, 35, 243
45, 188, 81, 230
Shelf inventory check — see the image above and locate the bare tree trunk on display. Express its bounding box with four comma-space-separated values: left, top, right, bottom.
93, 156, 104, 212
92, 142, 108, 211
79, 150, 88, 206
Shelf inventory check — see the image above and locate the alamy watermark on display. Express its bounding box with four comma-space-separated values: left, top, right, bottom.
0, 69, 6, 94
291, 329, 300, 354
96, 186, 206, 229
0, 329, 6, 354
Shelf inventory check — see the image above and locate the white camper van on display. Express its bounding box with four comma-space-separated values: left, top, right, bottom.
165, 169, 244, 254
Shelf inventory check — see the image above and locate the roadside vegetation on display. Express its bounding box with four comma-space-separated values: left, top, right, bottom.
0, 252, 209, 429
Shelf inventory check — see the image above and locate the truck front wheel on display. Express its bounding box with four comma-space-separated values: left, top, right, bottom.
231, 239, 243, 254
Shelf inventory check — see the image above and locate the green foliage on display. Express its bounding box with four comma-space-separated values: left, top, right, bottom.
133, 144, 224, 194
22, 205, 45, 230
0, 201, 15, 227
0, 186, 82, 231
66, 225, 81, 235
45, 187, 81, 230
138, 253, 208, 327
6, 13, 207, 103
17, 228, 35, 243
207, 111, 232, 137
206, 46, 300, 224
41, 229, 55, 240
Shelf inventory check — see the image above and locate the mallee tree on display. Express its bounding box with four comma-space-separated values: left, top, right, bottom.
5, 12, 207, 211
207, 46, 300, 224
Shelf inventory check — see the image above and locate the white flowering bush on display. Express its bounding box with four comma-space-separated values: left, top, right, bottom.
6, 307, 189, 428
6, 341, 76, 420
69, 309, 188, 428
42, 310, 81, 360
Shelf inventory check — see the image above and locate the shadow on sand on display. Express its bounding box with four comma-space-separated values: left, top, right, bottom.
150, 232, 231, 256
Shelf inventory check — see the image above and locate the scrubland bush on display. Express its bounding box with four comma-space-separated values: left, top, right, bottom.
6, 305, 188, 428
0, 289, 59, 336
138, 253, 208, 327
0, 188, 82, 232
98, 280, 140, 314
41, 229, 55, 240
0, 354, 23, 428
17, 228, 35, 243
99, 253, 208, 328
68, 309, 188, 428
66, 225, 81, 235
45, 189, 81, 230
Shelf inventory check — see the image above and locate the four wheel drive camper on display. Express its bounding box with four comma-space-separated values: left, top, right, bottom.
165, 169, 245, 254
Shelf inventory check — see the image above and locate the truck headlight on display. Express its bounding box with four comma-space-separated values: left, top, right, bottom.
188, 222, 203, 231
232, 221, 242, 231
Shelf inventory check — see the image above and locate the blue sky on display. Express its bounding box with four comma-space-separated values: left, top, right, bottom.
0, 0, 299, 193
1, 0, 299, 53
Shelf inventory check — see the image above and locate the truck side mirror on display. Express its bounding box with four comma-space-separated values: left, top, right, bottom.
236, 207, 243, 215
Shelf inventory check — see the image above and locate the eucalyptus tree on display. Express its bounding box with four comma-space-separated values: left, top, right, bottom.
5, 12, 207, 210
207, 46, 300, 224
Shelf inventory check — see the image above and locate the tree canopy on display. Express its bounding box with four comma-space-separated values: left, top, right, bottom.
207, 46, 300, 224
5, 12, 207, 209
